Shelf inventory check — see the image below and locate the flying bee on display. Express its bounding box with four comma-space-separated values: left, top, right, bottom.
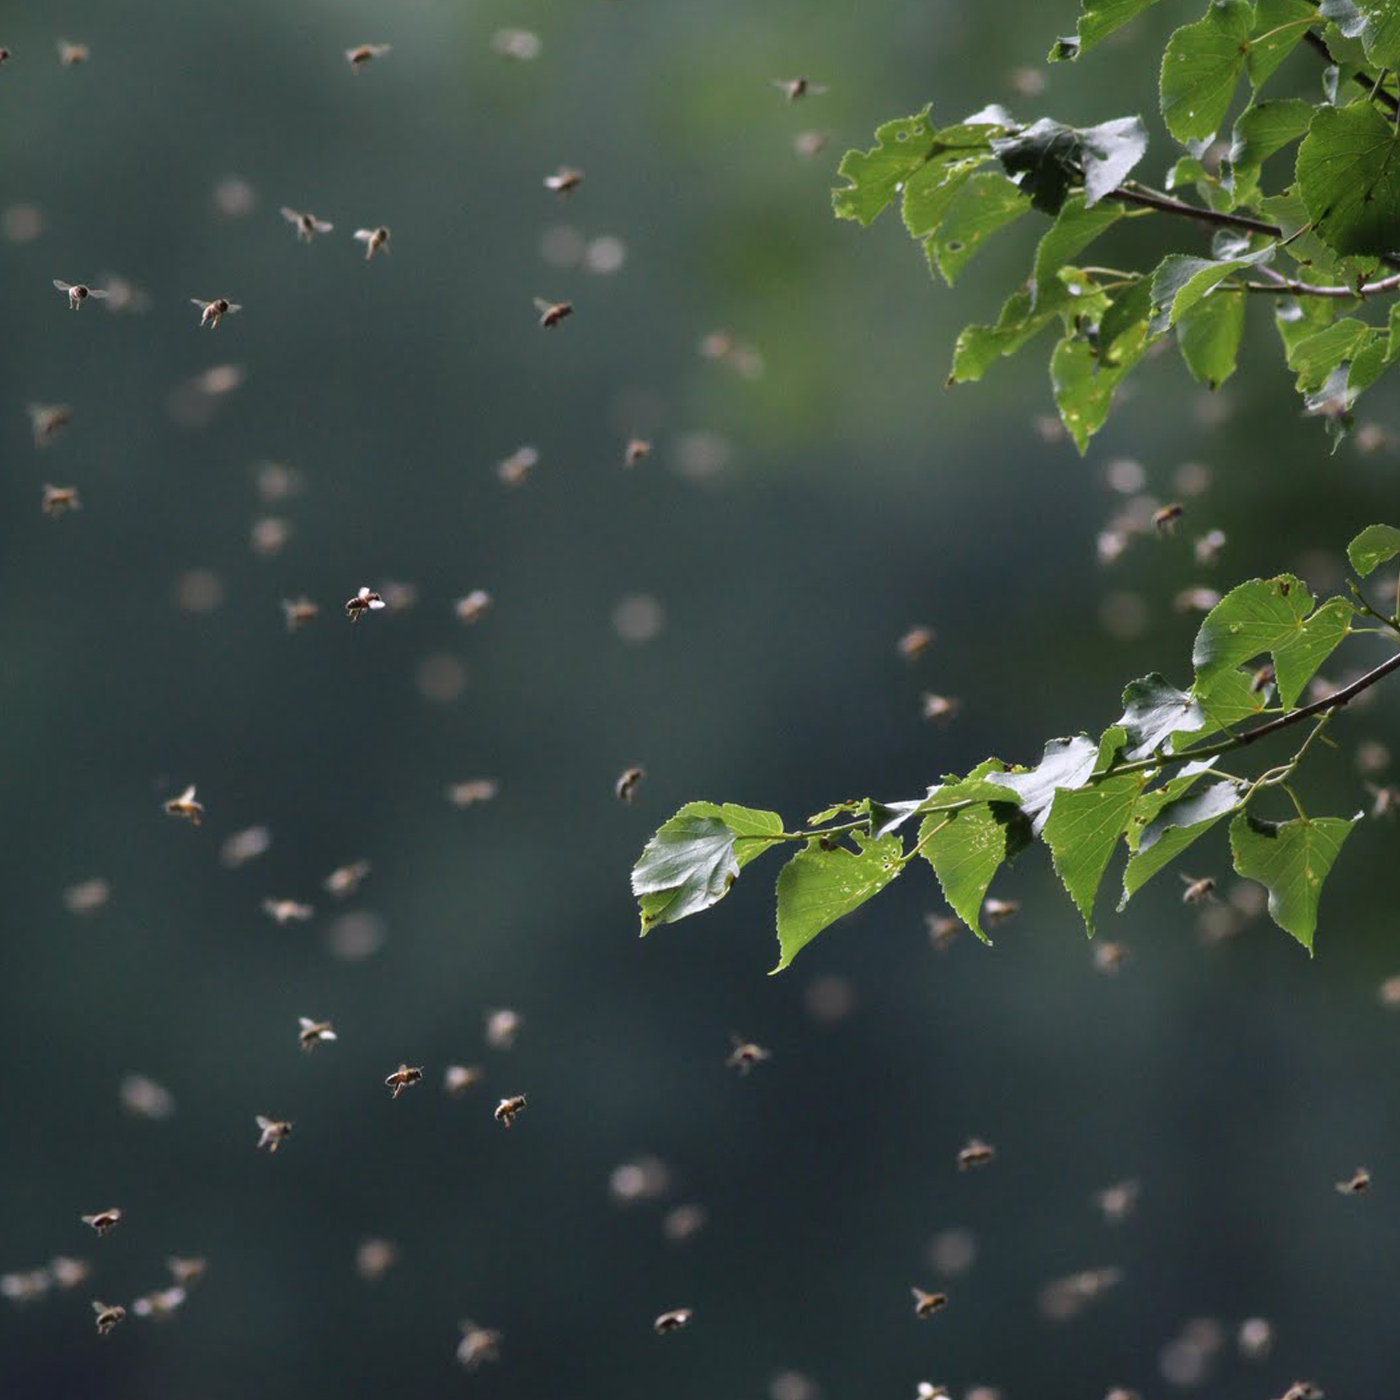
920, 693, 960, 725
1093, 1178, 1140, 1225
324, 859, 371, 897
726, 1036, 771, 1075
166, 1257, 207, 1287
544, 167, 584, 197
0, 48, 10, 67
443, 1064, 483, 1095
983, 898, 1019, 926
131, 1286, 185, 1320
615, 766, 645, 803
356, 1237, 397, 1282
1093, 941, 1129, 975
42, 484, 81, 516
926, 912, 960, 950
1194, 528, 1227, 566
163, 785, 204, 825
298, 1017, 337, 1052
81, 1208, 122, 1237
662, 1202, 707, 1243
190, 297, 241, 328
957, 1137, 995, 1171
385, 1064, 423, 1098
534, 296, 572, 328
485, 1008, 521, 1049
1366, 782, 1400, 819
1280, 1385, 1324, 1400
262, 898, 313, 925
1181, 874, 1217, 906
1238, 1316, 1274, 1360
92, 1300, 125, 1334
491, 28, 541, 60
497, 445, 539, 486
255, 1116, 293, 1151
1, 1270, 50, 1303
624, 437, 651, 467
911, 1286, 948, 1318
773, 76, 827, 101
1154, 502, 1185, 535
48, 1257, 91, 1290
1335, 1166, 1371, 1195
353, 226, 390, 259
29, 402, 73, 445
897, 626, 934, 660
345, 586, 386, 621
281, 597, 319, 632
346, 42, 391, 69
54, 279, 108, 310
1174, 586, 1220, 614
58, 41, 90, 66
455, 589, 492, 623
446, 779, 500, 807
456, 1321, 502, 1369
494, 1094, 527, 1127
120, 1075, 174, 1119
281, 207, 333, 242
653, 1307, 693, 1334
794, 130, 829, 160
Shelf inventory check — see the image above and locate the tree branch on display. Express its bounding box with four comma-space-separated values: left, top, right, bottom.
1107, 184, 1283, 238
1304, 29, 1400, 115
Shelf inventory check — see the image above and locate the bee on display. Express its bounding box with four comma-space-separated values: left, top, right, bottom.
496, 445, 539, 486
1181, 874, 1217, 906
1280, 1385, 1324, 1400
58, 41, 90, 67
281, 597, 320, 632
920, 693, 960, 725
63, 878, 110, 914
48, 1256, 91, 1290
255, 1115, 293, 1152
96, 273, 149, 314
1038, 1266, 1122, 1321
262, 898, 313, 925
456, 1320, 502, 1369
120, 1075, 174, 1119
1103, 1392, 1143, 1400
726, 1037, 771, 1075
662, 1202, 707, 1244
0, 48, 9, 67
385, 1064, 423, 1098
1335, 1166, 1371, 1195
250, 517, 291, 557
455, 589, 493, 623
220, 825, 271, 869
81, 1208, 122, 1237
1154, 502, 1185, 535
42, 484, 81, 517
131, 1286, 186, 1320
446, 779, 500, 807
911, 1286, 948, 1318
772, 76, 828, 101
1238, 1316, 1274, 1361
491, 28, 542, 60
92, 1300, 125, 1334
926, 912, 960, 950
916, 1386, 951, 1400
544, 167, 584, 197
1194, 528, 1227, 566
534, 296, 573, 328
615, 766, 645, 803
1093, 1178, 1140, 1224
353, 226, 390, 259
345, 43, 391, 70
53, 279, 108, 310
190, 297, 241, 328
485, 1008, 521, 1050
29, 402, 73, 445
345, 586, 386, 621
794, 130, 829, 160
1, 1270, 50, 1303
1378, 974, 1400, 1008
163, 785, 204, 825
298, 1017, 337, 1052
281, 207, 333, 242
166, 1256, 207, 1287
494, 1094, 527, 1127
897, 626, 935, 660
653, 1307, 693, 1334
443, 1064, 483, 1095
610, 1158, 671, 1203
1093, 941, 1129, 975
356, 1237, 397, 1282
624, 437, 652, 467
1366, 782, 1400, 819
1174, 587, 1220, 614
957, 1137, 995, 1171
982, 898, 1019, 926
324, 859, 371, 897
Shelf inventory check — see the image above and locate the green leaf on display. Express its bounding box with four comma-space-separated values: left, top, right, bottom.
1297, 101, 1400, 258
1045, 772, 1145, 932
1120, 778, 1244, 906
1051, 319, 1149, 452
1049, 0, 1167, 62
1322, 0, 1400, 68
1159, 0, 1253, 142
1078, 116, 1151, 205
918, 801, 1027, 944
1149, 245, 1273, 334
1098, 277, 1155, 359
1227, 98, 1315, 197
1117, 674, 1205, 759
1176, 287, 1246, 387
928, 172, 1031, 285
949, 287, 1060, 383
632, 802, 784, 932
1124, 761, 1218, 849
1185, 665, 1273, 744
984, 735, 1100, 833
1347, 522, 1400, 575
990, 118, 1083, 214
1034, 195, 1127, 308
832, 108, 937, 226
1228, 810, 1361, 951
1286, 316, 1377, 391
1247, 0, 1319, 86
773, 832, 903, 971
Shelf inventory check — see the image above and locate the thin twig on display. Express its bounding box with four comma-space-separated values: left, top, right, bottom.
1304, 29, 1400, 114
1108, 184, 1283, 238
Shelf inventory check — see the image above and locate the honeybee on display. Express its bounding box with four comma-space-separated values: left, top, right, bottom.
494, 1094, 527, 1127
772, 76, 827, 100
1251, 662, 1276, 694
131, 1286, 186, 1320
726, 1037, 771, 1075
385, 1064, 423, 1098
920, 693, 960, 724
29, 402, 73, 445
1194, 528, 1227, 565
255, 1116, 293, 1151
353, 226, 390, 259
485, 1008, 521, 1050
496, 445, 539, 486
356, 1237, 397, 1282
1279, 1385, 1324, 1400
662, 1203, 707, 1243
544, 167, 583, 197
190, 297, 241, 328
48, 1257, 91, 1290
220, 825, 271, 869
957, 1138, 995, 1171
1335, 1166, 1371, 1195
911, 1286, 948, 1318
263, 898, 313, 925
1181, 874, 1217, 906
281, 207, 333, 242
1237, 1316, 1274, 1360
345, 586, 386, 621
624, 438, 651, 467
1093, 941, 1129, 975
1154, 502, 1184, 535
1, 1270, 50, 1303
53, 279, 107, 310
446, 779, 500, 807
1366, 782, 1400, 819
653, 1307, 693, 1334
534, 296, 573, 328
615, 766, 645, 803
983, 898, 1019, 926
42, 484, 81, 517
163, 785, 204, 825
443, 1064, 483, 1095
345, 43, 391, 69
926, 912, 960, 950
281, 597, 320, 632
794, 130, 829, 160
324, 859, 371, 897
166, 1256, 207, 1287
58, 41, 90, 67
1093, 1178, 1140, 1225
0, 48, 9, 67
455, 589, 492, 623
298, 1017, 337, 1052
92, 1300, 125, 1334
456, 1321, 502, 1369
81, 1208, 122, 1237
897, 626, 934, 660
491, 28, 541, 60
120, 1075, 174, 1119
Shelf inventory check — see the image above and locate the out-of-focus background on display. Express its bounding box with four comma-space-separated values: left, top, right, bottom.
3, 2, 1398, 1397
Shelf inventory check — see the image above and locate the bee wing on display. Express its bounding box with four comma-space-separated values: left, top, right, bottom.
366, 596, 386, 610
179, 785, 197, 804
532, 297, 554, 313
226, 303, 243, 314
371, 44, 392, 57
313, 218, 333, 233
53, 279, 73, 291
87, 287, 110, 299
190, 298, 209, 307
354, 229, 372, 242
280, 206, 301, 224
255, 1114, 272, 1130
298, 1016, 316, 1031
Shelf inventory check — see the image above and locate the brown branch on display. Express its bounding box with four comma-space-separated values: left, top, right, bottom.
1107, 184, 1283, 238
1303, 29, 1400, 114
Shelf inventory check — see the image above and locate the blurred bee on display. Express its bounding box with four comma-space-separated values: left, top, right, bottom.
492, 28, 542, 60
1181, 874, 1216, 906
544, 167, 584, 197
324, 859, 371, 897
166, 1257, 207, 1287
1093, 1178, 1140, 1225
48, 1257, 91, 1290
726, 1037, 771, 1075
494, 1094, 527, 1127
957, 1138, 995, 1171
1038, 1266, 1122, 1321
298, 1018, 337, 1052
54, 279, 107, 310
911, 1286, 948, 1318
485, 1008, 521, 1049
190, 297, 241, 328
1174, 586, 1220, 614
446, 779, 500, 807
1194, 528, 1227, 566
97, 273, 150, 314
220, 825, 271, 869
356, 1237, 397, 1282
346, 43, 391, 69
1366, 782, 1400, 819
916, 1386, 951, 1400
81, 1208, 122, 1237
772, 76, 827, 100
497, 445, 539, 486
353, 226, 390, 259
385, 1064, 423, 1098
983, 898, 1019, 926
653, 1307, 692, 1334
662, 1203, 707, 1243
615, 766, 645, 803
250, 516, 291, 557
281, 597, 320, 632
456, 1320, 502, 1369
624, 438, 652, 467
63, 878, 109, 914
163, 786, 204, 825
920, 693, 960, 725
1237, 1316, 1274, 1361
897, 626, 934, 660
255, 1116, 293, 1152
58, 41, 89, 67
345, 586, 386, 621
92, 1300, 125, 1334
534, 296, 573, 328
1335, 1166, 1371, 1195
1154, 502, 1184, 535
282, 207, 333, 242
0, 48, 9, 67
263, 898, 313, 925
2, 1270, 50, 1303
926, 912, 960, 950
1280, 1385, 1324, 1400
42, 484, 81, 517
455, 589, 493, 623
1093, 941, 1129, 976
1104, 1391, 1143, 1400
29, 402, 73, 445
1378, 974, 1400, 1008
120, 1074, 174, 1119
794, 130, 829, 160
443, 1064, 483, 1095
132, 1286, 186, 1320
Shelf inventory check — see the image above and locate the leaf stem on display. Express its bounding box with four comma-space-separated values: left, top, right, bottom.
900, 814, 953, 866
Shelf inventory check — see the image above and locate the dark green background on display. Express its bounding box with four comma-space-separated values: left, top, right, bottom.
2, 2, 1397, 1397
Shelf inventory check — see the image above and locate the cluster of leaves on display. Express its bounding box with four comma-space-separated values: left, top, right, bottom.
833, 0, 1400, 451
632, 525, 1400, 970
